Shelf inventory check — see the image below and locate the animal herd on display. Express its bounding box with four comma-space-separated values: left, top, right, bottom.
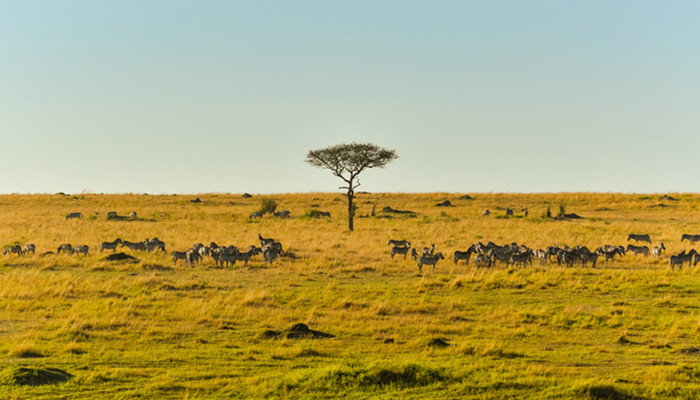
1, 234, 283, 268
388, 233, 700, 273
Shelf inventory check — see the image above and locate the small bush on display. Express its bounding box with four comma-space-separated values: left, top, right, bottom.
260, 199, 278, 215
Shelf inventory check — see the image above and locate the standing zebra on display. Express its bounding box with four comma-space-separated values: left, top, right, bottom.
22, 244, 36, 255
652, 242, 666, 258
72, 245, 89, 256
417, 252, 444, 273
627, 234, 651, 244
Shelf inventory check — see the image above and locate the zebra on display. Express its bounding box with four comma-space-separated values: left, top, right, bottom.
262, 242, 283, 263
172, 251, 189, 266
510, 250, 533, 267
235, 250, 257, 266
3, 245, 22, 256
669, 250, 694, 271
100, 238, 123, 252
121, 240, 147, 251
57, 244, 73, 254
652, 242, 666, 258
596, 246, 625, 263
417, 252, 444, 273
391, 245, 411, 260
388, 239, 411, 248
627, 234, 651, 244
626, 244, 650, 256
482, 209, 491, 217
65, 212, 83, 219
681, 234, 700, 244
453, 245, 476, 265
130, 211, 138, 219
22, 244, 36, 255
411, 248, 419, 261
422, 243, 435, 258
249, 211, 263, 219
534, 249, 548, 266
474, 253, 492, 269
72, 245, 89, 256
107, 211, 118, 218
274, 210, 291, 218
505, 208, 514, 217
145, 238, 166, 252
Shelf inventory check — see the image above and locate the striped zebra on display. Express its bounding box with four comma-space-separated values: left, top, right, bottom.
262, 242, 283, 263
249, 211, 263, 219
510, 250, 534, 267
453, 245, 477, 265
681, 234, 700, 244
57, 244, 73, 254
65, 212, 83, 219
652, 242, 665, 258
391, 245, 411, 260
627, 234, 651, 244
100, 238, 123, 252
626, 244, 650, 256
72, 245, 89, 256
145, 238, 166, 253
258, 234, 276, 247
474, 253, 492, 268
418, 252, 444, 273
22, 244, 36, 255
422, 243, 435, 258
3, 245, 22, 256
129, 211, 138, 219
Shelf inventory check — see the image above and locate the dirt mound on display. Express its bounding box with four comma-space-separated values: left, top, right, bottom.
563, 213, 583, 219
661, 195, 679, 201
104, 252, 139, 263
262, 323, 334, 339
190, 198, 202, 203
242, 193, 253, 198
12, 367, 73, 386
428, 338, 450, 348
458, 194, 474, 200
436, 200, 453, 207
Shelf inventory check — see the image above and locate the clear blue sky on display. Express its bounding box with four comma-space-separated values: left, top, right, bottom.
2, 1, 699, 194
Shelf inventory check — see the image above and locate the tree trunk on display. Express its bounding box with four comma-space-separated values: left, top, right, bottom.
347, 189, 354, 232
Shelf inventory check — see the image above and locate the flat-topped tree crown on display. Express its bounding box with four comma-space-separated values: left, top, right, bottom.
305, 143, 398, 231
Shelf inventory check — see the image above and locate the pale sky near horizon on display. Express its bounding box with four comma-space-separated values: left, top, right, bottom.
2, 1, 699, 195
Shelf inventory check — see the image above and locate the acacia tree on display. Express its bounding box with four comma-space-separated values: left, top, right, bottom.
305, 143, 398, 231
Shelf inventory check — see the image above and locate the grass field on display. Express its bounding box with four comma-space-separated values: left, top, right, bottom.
0, 192, 699, 399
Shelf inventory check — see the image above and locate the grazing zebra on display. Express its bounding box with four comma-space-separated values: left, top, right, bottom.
581, 252, 599, 268
100, 238, 123, 252
249, 211, 263, 219
627, 234, 651, 244
505, 208, 514, 217
318, 211, 331, 217
3, 245, 22, 256
626, 244, 650, 256
391, 245, 411, 260
57, 244, 73, 254
417, 252, 444, 273
274, 210, 291, 218
22, 244, 36, 255
65, 212, 83, 219
681, 234, 700, 244
482, 209, 491, 217
72, 245, 89, 256
129, 211, 138, 219
652, 242, 666, 258
121, 240, 147, 251
388, 239, 411, 248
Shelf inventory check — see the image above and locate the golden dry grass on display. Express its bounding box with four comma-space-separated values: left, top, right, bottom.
0, 192, 699, 399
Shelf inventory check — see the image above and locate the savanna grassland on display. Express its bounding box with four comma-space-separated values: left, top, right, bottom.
0, 192, 699, 399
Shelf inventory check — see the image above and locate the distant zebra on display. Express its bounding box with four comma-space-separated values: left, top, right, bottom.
57, 244, 73, 254
101, 238, 122, 252
626, 244, 650, 256
652, 242, 666, 258
422, 243, 435, 257
65, 212, 83, 219
262, 242, 283, 263
72, 245, 89, 256
129, 211, 138, 219
145, 238, 166, 253
391, 245, 411, 260
22, 244, 36, 255
681, 234, 700, 244
505, 208, 514, 217
627, 234, 651, 244
474, 253, 492, 269
453, 245, 476, 265
417, 252, 444, 273
249, 211, 263, 219
3, 245, 22, 256
172, 251, 188, 267
482, 209, 491, 217
274, 210, 291, 218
